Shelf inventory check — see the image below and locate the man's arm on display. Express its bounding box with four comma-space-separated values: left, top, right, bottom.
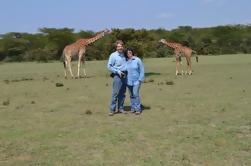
107, 54, 118, 73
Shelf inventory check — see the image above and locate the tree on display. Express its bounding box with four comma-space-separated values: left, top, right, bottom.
39, 27, 75, 59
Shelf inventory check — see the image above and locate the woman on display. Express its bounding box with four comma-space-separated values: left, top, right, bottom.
125, 48, 144, 114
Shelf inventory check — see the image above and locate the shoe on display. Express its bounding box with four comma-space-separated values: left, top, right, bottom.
108, 112, 114, 116
135, 111, 141, 115
130, 109, 136, 113
118, 109, 127, 114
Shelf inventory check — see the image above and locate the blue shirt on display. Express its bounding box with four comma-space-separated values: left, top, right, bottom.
107, 51, 126, 74
126, 56, 144, 86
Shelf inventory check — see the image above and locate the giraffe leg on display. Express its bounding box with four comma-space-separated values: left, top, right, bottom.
78, 50, 86, 78
81, 58, 86, 76
185, 57, 189, 75
189, 58, 192, 75
64, 60, 68, 79
179, 61, 182, 75
77, 58, 81, 79
176, 58, 181, 75
68, 60, 74, 79
185, 57, 192, 75
176, 59, 179, 75
180, 57, 184, 75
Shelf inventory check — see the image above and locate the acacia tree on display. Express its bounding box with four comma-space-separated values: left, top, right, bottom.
1, 25, 251, 62
39, 28, 75, 59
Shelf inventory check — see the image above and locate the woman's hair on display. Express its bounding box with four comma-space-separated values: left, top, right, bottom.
124, 48, 134, 60
124, 48, 135, 59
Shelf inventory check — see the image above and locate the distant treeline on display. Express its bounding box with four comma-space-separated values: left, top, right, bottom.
0, 24, 251, 62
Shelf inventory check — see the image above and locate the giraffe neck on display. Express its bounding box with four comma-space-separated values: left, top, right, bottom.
86, 32, 105, 45
74, 30, 108, 47
166, 42, 182, 49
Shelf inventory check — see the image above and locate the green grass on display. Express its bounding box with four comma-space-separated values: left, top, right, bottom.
0, 54, 251, 166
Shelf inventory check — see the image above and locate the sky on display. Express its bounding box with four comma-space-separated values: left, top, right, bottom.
0, 0, 250, 34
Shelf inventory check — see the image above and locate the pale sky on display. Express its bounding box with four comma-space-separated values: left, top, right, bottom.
0, 0, 250, 33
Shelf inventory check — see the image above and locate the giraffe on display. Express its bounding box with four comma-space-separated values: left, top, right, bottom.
159, 39, 198, 75
62, 29, 111, 79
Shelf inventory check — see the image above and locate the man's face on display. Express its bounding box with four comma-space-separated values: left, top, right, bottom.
116, 43, 124, 53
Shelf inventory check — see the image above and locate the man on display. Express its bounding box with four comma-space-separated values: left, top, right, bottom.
107, 40, 127, 116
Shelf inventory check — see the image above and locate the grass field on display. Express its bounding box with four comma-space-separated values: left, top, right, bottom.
0, 54, 251, 166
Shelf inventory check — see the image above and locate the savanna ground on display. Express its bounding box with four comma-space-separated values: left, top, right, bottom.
0, 54, 250, 166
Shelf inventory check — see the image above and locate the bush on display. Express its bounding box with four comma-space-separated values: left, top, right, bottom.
23, 48, 57, 62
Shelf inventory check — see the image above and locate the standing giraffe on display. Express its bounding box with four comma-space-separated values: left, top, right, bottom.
62, 29, 111, 79
159, 39, 198, 75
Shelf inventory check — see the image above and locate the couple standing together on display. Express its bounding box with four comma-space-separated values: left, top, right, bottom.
107, 40, 145, 116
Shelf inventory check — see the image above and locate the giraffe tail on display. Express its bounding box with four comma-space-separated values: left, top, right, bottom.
192, 50, 199, 63
61, 52, 66, 69
196, 56, 199, 63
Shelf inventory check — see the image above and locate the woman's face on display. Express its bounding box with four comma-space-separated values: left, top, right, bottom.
127, 50, 133, 59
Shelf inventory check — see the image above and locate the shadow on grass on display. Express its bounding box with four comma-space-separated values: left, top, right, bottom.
78, 75, 95, 79
3, 77, 34, 84
145, 72, 161, 77
124, 104, 151, 112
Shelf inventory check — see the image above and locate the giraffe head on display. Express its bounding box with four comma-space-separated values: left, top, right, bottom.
159, 39, 167, 44
104, 28, 112, 34
86, 29, 112, 45
98, 29, 112, 37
